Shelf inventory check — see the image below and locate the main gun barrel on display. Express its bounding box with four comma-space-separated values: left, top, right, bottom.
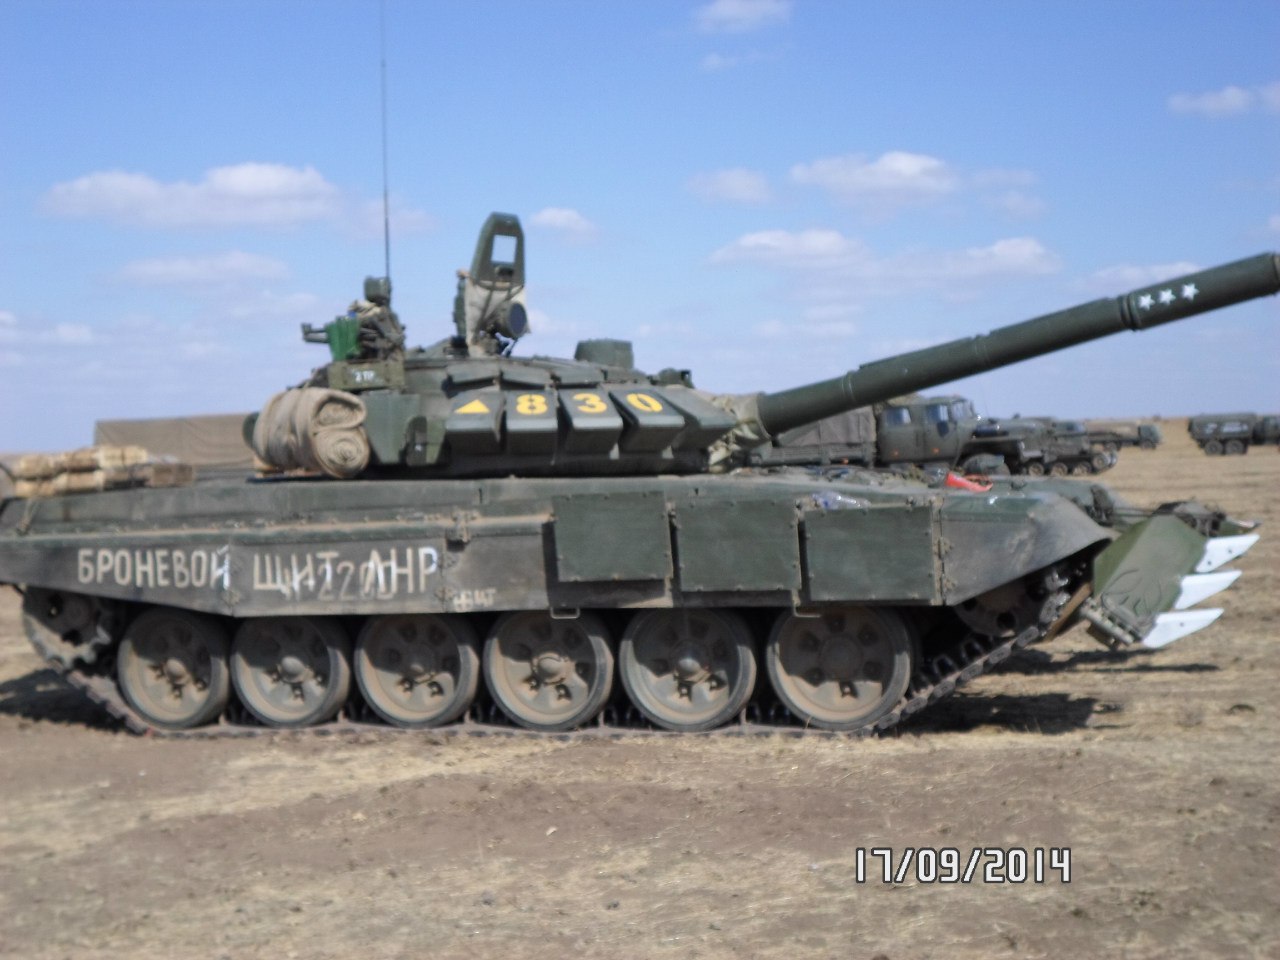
755, 253, 1280, 437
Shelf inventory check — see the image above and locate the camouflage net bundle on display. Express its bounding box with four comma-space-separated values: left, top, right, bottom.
252, 387, 370, 479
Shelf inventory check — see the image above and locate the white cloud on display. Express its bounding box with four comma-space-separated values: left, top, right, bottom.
117, 251, 290, 286
1167, 81, 1280, 118
529, 207, 599, 240
711, 230, 1060, 293
789, 151, 1044, 220
350, 197, 436, 241
687, 167, 772, 203
972, 169, 1044, 217
225, 290, 325, 320
936, 238, 1059, 279
986, 190, 1047, 219
1263, 82, 1280, 112
0, 313, 96, 348
711, 228, 869, 269
44, 163, 341, 227
1088, 261, 1201, 294
695, 0, 791, 33
790, 151, 960, 207
699, 49, 781, 72
753, 317, 857, 339
53, 323, 94, 345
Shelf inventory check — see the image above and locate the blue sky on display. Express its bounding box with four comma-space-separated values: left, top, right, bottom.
2, 0, 1277, 452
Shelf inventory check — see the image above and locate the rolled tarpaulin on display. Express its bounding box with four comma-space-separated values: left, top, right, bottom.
252, 387, 370, 479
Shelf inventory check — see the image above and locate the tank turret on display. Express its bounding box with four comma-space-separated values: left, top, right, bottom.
250, 216, 1279, 479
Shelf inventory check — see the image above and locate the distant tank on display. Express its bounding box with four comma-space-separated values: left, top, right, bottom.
1085, 420, 1163, 453
1188, 413, 1280, 455
1, 215, 1274, 736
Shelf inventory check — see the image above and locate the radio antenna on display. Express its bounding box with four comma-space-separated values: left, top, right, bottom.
379, 0, 392, 285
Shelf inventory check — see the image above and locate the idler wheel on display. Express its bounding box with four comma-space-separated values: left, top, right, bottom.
354, 614, 480, 728
117, 608, 231, 730
619, 610, 757, 732
765, 608, 913, 731
230, 617, 351, 727
22, 588, 112, 669
955, 577, 1058, 639
483, 612, 613, 732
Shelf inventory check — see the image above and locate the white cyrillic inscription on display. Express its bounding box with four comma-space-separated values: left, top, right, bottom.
76, 543, 440, 603
77, 547, 231, 592
250, 545, 440, 601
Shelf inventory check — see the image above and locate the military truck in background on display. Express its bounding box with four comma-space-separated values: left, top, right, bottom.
756, 396, 1112, 476
1188, 413, 1280, 455
1084, 419, 1162, 452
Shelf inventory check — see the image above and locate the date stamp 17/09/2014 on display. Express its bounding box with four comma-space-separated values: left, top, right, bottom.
855, 847, 1071, 884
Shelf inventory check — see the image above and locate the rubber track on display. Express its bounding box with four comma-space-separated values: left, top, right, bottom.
21, 585, 1071, 741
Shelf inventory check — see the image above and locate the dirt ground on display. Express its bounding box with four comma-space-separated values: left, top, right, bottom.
1, 422, 1276, 960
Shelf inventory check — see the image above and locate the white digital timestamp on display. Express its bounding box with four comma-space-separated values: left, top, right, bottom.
854, 846, 1071, 884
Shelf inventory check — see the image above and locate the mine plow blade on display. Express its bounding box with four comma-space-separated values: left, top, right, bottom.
1078, 515, 1254, 650
1195, 534, 1260, 573
1173, 570, 1242, 610
1142, 609, 1224, 650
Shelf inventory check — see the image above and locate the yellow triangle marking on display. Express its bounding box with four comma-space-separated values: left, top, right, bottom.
455, 398, 491, 414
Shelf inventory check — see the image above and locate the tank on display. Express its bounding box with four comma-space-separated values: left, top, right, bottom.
976, 417, 1116, 476
2, 215, 1275, 737
1085, 420, 1163, 453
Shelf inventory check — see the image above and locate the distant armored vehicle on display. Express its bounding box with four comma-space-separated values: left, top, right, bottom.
1085, 420, 1162, 452
0, 216, 1275, 737
1188, 413, 1280, 455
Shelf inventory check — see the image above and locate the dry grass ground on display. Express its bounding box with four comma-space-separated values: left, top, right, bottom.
1, 422, 1276, 960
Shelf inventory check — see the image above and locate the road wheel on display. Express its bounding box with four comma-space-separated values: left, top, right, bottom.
1204, 440, 1224, 455
1224, 439, 1246, 455
1090, 452, 1110, 472
765, 608, 913, 731
117, 608, 231, 730
231, 617, 352, 727
1048, 461, 1069, 477
619, 610, 756, 732
483, 611, 613, 731
355, 614, 480, 728
1024, 461, 1046, 477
